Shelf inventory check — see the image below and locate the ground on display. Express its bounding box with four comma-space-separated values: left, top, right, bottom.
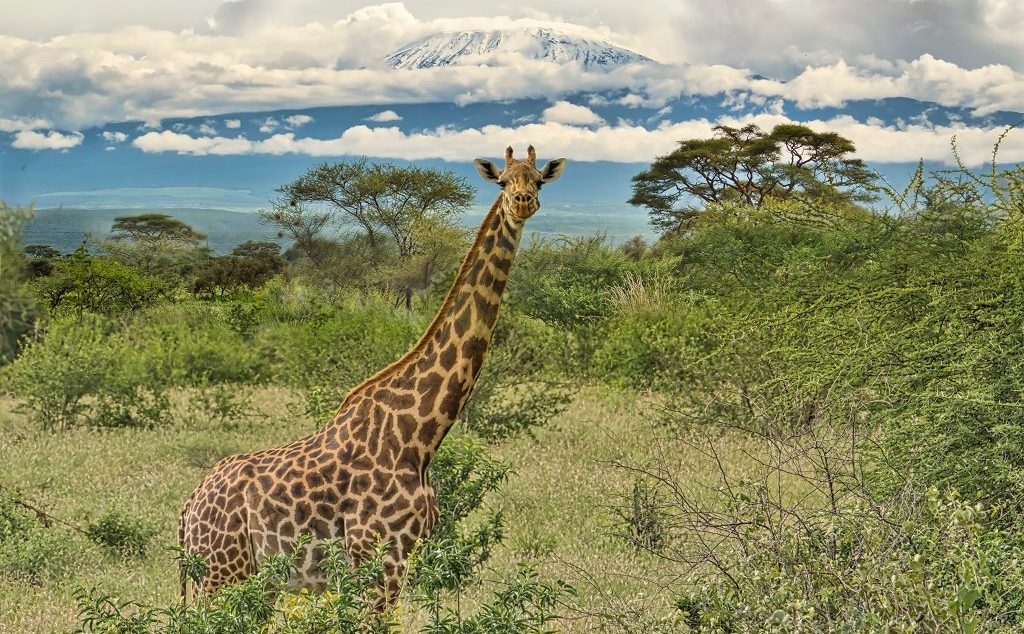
0, 385, 740, 633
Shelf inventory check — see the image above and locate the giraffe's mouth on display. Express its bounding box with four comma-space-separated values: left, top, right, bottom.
505, 194, 539, 220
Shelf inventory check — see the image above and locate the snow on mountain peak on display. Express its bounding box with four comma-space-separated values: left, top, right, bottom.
386, 26, 653, 70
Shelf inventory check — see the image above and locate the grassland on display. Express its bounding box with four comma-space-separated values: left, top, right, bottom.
0, 385, 743, 633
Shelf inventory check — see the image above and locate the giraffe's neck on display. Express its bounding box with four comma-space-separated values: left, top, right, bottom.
332, 194, 523, 460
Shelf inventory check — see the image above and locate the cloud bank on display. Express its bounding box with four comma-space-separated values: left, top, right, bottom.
132, 114, 1024, 167
1, 2, 1023, 133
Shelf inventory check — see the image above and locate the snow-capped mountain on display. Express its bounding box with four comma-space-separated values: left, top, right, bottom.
386, 27, 653, 70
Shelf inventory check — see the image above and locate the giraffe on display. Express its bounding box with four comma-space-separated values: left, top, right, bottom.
178, 145, 567, 604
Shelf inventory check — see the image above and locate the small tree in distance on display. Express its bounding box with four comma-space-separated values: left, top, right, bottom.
110, 213, 206, 244
103, 213, 209, 275
629, 123, 877, 233
261, 159, 474, 305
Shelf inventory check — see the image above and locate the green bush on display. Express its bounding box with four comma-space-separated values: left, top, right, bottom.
259, 293, 424, 390
460, 312, 576, 441
34, 248, 170, 315
592, 285, 719, 392
6, 313, 171, 430
0, 202, 39, 362
675, 485, 1024, 633
0, 491, 70, 582
412, 435, 510, 607
257, 293, 425, 421
509, 235, 633, 330
85, 511, 156, 559
74, 540, 570, 634
127, 303, 265, 386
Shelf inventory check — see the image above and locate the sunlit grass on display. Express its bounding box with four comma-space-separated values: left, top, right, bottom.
0, 386, 766, 632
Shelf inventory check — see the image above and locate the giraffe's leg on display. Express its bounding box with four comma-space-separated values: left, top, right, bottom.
379, 550, 408, 609
344, 527, 409, 611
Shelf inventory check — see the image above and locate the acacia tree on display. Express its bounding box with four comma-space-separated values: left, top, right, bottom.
261, 159, 474, 303
110, 213, 206, 244
629, 124, 877, 233
104, 213, 209, 274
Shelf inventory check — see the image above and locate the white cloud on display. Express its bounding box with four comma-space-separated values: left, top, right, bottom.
2, 1, 1020, 77
134, 130, 253, 154
2, 3, 1023, 131
366, 110, 402, 122
102, 130, 128, 142
0, 116, 52, 132
224, 118, 241, 128
130, 115, 1024, 167
197, 123, 217, 135
258, 117, 280, 133
542, 101, 604, 126
284, 114, 313, 127
12, 129, 84, 150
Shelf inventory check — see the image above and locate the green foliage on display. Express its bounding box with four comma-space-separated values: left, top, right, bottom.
23, 243, 61, 277
85, 511, 156, 559
34, 248, 169, 315
6, 313, 171, 430
74, 541, 570, 634
509, 235, 633, 330
127, 303, 265, 386
259, 293, 424, 420
0, 202, 39, 361
110, 213, 207, 244
593, 278, 718, 391
460, 313, 576, 441
665, 440, 1024, 633
5, 300, 275, 430
192, 241, 284, 299
0, 491, 70, 582
103, 213, 209, 276
262, 159, 473, 296
629, 123, 876, 232
413, 564, 572, 634
428, 436, 510, 540
404, 436, 517, 627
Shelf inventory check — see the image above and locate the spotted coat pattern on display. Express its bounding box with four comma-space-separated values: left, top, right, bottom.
178, 146, 567, 603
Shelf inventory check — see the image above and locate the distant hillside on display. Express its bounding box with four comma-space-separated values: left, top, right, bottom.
23, 203, 654, 255
24, 208, 284, 254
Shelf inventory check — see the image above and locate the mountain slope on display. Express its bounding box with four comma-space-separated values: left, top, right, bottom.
386, 27, 653, 70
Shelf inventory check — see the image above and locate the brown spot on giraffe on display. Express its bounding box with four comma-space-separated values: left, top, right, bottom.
178, 145, 567, 605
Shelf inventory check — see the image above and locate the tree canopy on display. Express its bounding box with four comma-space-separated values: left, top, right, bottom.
261, 159, 474, 301
104, 214, 209, 275
110, 213, 207, 244
192, 241, 285, 298
629, 124, 877, 233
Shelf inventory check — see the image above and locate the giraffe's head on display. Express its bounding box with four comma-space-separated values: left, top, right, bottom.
474, 145, 567, 220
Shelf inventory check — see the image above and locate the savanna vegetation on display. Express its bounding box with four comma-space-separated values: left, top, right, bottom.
2, 122, 1024, 632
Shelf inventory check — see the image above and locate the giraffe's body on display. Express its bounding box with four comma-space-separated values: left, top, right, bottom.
179, 146, 566, 601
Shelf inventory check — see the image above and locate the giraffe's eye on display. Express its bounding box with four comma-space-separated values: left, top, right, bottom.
536, 181, 544, 190
498, 181, 507, 188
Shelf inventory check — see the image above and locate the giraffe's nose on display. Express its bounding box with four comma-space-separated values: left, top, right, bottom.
512, 192, 536, 205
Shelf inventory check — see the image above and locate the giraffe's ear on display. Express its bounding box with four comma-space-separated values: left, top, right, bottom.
539, 158, 567, 183
474, 159, 502, 183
